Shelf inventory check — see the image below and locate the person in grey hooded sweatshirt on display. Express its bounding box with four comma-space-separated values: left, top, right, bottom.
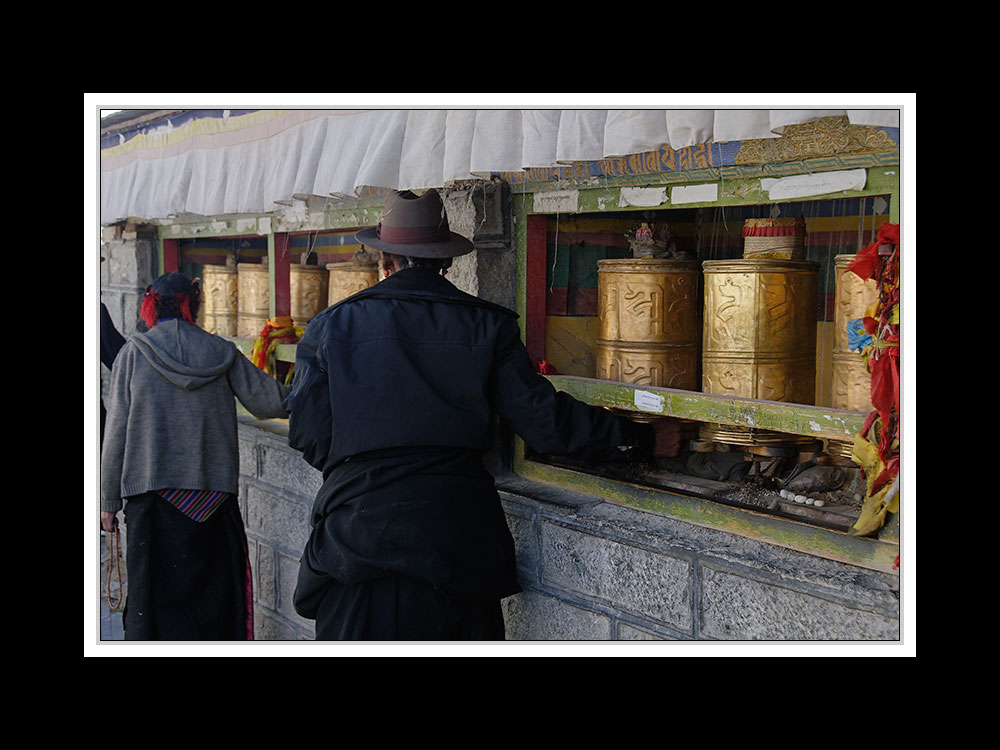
100, 272, 289, 640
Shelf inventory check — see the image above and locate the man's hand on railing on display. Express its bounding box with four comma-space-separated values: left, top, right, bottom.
651, 418, 700, 458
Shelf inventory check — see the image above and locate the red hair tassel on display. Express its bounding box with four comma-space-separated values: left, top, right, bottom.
140, 287, 159, 328
177, 292, 194, 323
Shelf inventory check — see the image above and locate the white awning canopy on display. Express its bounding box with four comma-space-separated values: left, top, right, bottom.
99, 108, 900, 225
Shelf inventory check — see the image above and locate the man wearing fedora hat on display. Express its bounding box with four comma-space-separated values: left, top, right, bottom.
284, 189, 683, 640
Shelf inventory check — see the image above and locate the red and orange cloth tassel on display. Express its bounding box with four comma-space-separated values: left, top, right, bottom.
250, 316, 303, 383
846, 222, 901, 537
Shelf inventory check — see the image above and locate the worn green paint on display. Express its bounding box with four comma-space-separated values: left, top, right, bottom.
319, 203, 385, 231
150, 200, 386, 243
231, 338, 296, 363
155, 215, 271, 241
507, 152, 899, 197
545, 166, 900, 215
546, 375, 865, 441
513, 191, 530, 343
513, 439, 897, 574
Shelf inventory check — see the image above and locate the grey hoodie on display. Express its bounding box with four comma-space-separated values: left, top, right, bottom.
100, 319, 290, 513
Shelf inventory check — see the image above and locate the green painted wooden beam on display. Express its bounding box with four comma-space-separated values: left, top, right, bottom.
545, 374, 866, 441
545, 166, 900, 215
155, 215, 273, 241
513, 449, 898, 574
230, 338, 296, 363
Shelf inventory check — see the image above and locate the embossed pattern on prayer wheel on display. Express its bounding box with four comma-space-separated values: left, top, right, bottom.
327, 260, 379, 306
595, 258, 701, 389
831, 254, 877, 412
237, 263, 270, 339
290, 264, 329, 328
702, 258, 818, 404
201, 264, 239, 337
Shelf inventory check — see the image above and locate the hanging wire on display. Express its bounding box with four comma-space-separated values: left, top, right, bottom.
549, 212, 560, 295
857, 196, 866, 253
818, 197, 845, 407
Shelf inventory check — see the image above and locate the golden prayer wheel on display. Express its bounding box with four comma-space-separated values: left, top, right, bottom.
327, 259, 379, 306
290, 264, 329, 328
201, 264, 239, 337
831, 254, 877, 412
237, 262, 270, 339
595, 258, 701, 389
702, 258, 818, 405
742, 217, 806, 260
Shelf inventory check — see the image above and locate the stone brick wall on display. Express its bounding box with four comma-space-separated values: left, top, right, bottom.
235, 418, 900, 641
497, 479, 899, 640
237, 419, 320, 639
100, 223, 158, 337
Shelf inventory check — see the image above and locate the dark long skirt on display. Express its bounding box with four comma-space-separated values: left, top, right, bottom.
314, 573, 506, 641
294, 447, 520, 641
123, 492, 253, 641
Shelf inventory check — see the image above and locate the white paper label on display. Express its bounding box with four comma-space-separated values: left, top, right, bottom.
671, 183, 719, 204
633, 389, 665, 413
533, 190, 579, 214
761, 169, 867, 200
619, 187, 668, 208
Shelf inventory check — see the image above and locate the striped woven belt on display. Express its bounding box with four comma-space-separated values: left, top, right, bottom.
157, 488, 232, 522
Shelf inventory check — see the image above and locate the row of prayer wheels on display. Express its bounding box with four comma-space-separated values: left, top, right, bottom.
596, 245, 877, 413
200, 259, 379, 338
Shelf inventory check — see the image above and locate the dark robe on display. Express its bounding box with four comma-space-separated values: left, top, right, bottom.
285, 268, 651, 641
122, 492, 253, 640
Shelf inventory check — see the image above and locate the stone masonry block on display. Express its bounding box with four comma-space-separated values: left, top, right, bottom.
276, 551, 316, 637
254, 540, 276, 610
443, 181, 510, 250
448, 252, 479, 298
699, 565, 900, 641
616, 622, 674, 640
474, 247, 516, 310
540, 520, 693, 633
244, 483, 311, 556
121, 290, 146, 336
254, 609, 299, 641
238, 435, 259, 480
105, 238, 157, 289
503, 506, 537, 578
257, 441, 323, 501
502, 588, 612, 640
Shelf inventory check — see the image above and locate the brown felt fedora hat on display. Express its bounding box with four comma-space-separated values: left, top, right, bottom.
355, 189, 474, 259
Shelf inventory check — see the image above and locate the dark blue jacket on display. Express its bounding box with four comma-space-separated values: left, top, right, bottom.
285, 267, 643, 478
285, 267, 649, 609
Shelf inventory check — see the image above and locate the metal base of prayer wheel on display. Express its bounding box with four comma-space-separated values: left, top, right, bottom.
824, 438, 856, 460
